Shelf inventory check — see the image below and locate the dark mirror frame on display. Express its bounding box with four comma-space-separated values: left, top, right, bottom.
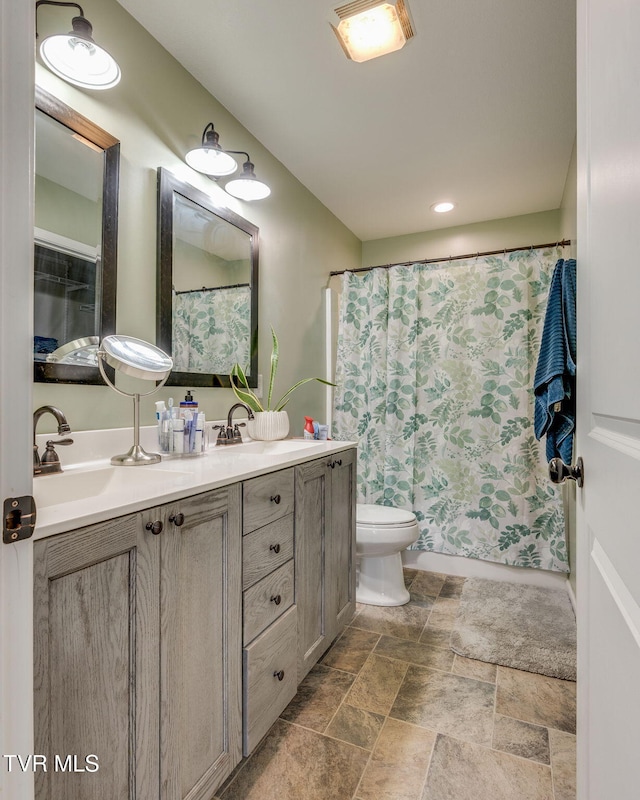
156, 167, 259, 388
34, 86, 119, 385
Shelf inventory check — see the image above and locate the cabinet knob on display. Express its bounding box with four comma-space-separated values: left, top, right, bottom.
269, 494, 281, 504
335, 458, 342, 467
169, 512, 185, 527
273, 670, 285, 681
328, 459, 335, 469
269, 543, 281, 554
145, 520, 163, 535
270, 594, 282, 605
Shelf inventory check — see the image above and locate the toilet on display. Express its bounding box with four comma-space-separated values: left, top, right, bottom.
356, 504, 420, 606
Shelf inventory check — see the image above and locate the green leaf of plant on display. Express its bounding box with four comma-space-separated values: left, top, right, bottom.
274, 377, 335, 412
230, 364, 263, 412
268, 327, 279, 410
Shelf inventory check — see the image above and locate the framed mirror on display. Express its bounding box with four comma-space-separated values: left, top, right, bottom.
34, 87, 119, 384
157, 168, 259, 387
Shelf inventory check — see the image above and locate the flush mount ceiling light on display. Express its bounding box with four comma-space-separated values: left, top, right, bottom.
36, 1, 121, 90
431, 201, 456, 213
331, 0, 415, 63
185, 124, 271, 200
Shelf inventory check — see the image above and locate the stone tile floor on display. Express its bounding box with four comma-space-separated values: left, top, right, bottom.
218, 569, 576, 800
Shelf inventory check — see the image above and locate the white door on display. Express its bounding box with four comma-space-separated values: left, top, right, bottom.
0, 1, 36, 799
577, 0, 640, 797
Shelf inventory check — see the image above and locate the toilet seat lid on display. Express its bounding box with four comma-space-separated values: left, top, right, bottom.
357, 504, 416, 526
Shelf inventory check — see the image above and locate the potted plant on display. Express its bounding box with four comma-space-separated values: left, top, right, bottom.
230, 327, 334, 441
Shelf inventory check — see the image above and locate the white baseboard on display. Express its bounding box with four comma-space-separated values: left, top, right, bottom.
402, 549, 571, 592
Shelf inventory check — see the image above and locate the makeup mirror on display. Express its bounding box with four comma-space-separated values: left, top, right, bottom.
157, 168, 259, 387
34, 86, 119, 384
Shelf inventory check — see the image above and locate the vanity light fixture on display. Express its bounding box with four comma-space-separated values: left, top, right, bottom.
36, 1, 121, 90
185, 123, 271, 200
185, 123, 239, 177
331, 0, 415, 63
431, 201, 456, 213
224, 156, 271, 201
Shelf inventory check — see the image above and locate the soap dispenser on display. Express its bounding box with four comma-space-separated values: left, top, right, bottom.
180, 390, 198, 414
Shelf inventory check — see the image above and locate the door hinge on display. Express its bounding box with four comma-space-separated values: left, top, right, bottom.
3, 496, 37, 543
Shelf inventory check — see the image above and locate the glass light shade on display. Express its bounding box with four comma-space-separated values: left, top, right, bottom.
225, 162, 271, 201
185, 146, 238, 177
40, 33, 121, 90
334, 3, 406, 63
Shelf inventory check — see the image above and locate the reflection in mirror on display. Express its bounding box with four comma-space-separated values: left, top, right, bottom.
34, 87, 119, 384
157, 168, 259, 387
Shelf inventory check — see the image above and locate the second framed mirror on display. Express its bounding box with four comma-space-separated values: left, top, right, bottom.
157, 168, 259, 387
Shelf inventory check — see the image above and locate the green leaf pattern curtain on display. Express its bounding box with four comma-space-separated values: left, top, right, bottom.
172, 285, 250, 374
332, 248, 567, 571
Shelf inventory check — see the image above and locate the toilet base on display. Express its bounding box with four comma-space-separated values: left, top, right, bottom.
356, 552, 410, 606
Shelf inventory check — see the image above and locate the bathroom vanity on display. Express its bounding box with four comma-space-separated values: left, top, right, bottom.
32, 439, 356, 800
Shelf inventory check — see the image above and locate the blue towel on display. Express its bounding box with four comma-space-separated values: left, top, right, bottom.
534, 258, 577, 462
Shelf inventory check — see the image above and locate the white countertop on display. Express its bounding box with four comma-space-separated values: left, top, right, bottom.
33, 436, 357, 540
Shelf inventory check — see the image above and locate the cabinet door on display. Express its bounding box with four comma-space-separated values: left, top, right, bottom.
328, 449, 357, 632
34, 513, 159, 800
158, 485, 242, 800
295, 457, 331, 682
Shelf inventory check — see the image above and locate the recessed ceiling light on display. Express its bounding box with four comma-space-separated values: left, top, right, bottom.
431, 202, 455, 213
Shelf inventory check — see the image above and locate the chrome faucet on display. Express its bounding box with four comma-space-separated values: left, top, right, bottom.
214, 403, 255, 446
33, 405, 73, 476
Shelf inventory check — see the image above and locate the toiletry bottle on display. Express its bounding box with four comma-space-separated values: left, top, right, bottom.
180, 390, 198, 415
155, 401, 166, 449
304, 416, 315, 440
195, 413, 205, 452
173, 416, 185, 453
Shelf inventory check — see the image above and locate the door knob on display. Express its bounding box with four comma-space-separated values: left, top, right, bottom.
549, 456, 584, 488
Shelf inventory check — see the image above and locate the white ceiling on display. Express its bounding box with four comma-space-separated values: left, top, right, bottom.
116, 0, 576, 242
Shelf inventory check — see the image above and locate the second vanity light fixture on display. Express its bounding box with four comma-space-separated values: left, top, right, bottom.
185, 122, 271, 201
36, 1, 121, 90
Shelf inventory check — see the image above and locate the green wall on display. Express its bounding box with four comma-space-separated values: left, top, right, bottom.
361, 209, 563, 267
33, 0, 360, 434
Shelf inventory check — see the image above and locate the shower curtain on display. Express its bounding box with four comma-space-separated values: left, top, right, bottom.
332, 248, 567, 571
172, 285, 250, 374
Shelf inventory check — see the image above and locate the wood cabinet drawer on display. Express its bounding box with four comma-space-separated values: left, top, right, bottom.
243, 605, 297, 756
243, 468, 294, 534
243, 559, 294, 645
243, 515, 294, 589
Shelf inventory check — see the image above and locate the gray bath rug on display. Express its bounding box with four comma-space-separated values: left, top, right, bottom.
450, 578, 576, 681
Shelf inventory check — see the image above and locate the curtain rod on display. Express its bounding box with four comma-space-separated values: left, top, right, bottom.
329, 239, 572, 277
174, 282, 250, 295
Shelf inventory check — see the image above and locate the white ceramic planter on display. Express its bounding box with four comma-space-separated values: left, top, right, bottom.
247, 410, 290, 441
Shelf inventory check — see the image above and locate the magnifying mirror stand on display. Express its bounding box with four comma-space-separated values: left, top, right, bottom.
98, 358, 170, 466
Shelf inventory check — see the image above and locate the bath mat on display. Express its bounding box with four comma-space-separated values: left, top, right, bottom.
450, 578, 576, 681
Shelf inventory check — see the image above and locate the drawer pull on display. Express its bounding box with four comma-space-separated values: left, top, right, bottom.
270, 594, 282, 605
169, 512, 185, 527
270, 494, 281, 504
273, 670, 285, 681
145, 520, 163, 535
269, 543, 281, 554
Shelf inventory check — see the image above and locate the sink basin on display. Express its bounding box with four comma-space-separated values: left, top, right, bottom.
231, 439, 326, 456
34, 464, 192, 509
